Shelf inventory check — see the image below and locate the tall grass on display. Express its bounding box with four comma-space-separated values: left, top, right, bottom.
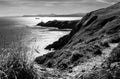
0, 42, 37, 79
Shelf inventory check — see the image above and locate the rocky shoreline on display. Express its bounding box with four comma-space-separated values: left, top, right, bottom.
37, 20, 81, 50
35, 2, 120, 79
37, 20, 79, 29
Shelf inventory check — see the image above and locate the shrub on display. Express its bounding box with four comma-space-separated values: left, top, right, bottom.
0, 42, 37, 79
108, 47, 120, 63
100, 42, 110, 47
94, 49, 102, 55
71, 53, 83, 63
109, 36, 120, 43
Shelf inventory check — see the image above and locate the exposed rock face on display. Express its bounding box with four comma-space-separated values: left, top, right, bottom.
38, 20, 80, 50
35, 2, 120, 79
37, 20, 79, 29
45, 34, 71, 50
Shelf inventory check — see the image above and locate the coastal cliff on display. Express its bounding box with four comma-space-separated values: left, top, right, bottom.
35, 2, 120, 79
38, 20, 80, 50
37, 20, 79, 29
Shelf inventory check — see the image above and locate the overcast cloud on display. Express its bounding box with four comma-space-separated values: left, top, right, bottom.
0, 0, 119, 16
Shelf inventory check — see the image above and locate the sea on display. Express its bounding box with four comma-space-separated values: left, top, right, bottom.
0, 16, 82, 62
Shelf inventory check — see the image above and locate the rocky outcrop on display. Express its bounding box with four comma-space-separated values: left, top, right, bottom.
35, 2, 120, 79
45, 34, 71, 50
39, 20, 80, 50
37, 20, 79, 29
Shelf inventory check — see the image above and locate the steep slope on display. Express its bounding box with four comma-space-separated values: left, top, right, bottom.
35, 2, 120, 79
37, 20, 80, 50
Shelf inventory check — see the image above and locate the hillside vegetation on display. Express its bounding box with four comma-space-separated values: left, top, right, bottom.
35, 2, 120, 79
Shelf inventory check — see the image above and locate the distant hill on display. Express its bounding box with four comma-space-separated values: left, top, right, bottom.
23, 13, 85, 17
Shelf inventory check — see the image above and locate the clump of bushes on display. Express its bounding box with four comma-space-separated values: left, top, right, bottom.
71, 53, 83, 63
0, 42, 37, 79
108, 46, 120, 63
80, 69, 113, 79
94, 49, 102, 55
100, 41, 110, 47
109, 36, 120, 43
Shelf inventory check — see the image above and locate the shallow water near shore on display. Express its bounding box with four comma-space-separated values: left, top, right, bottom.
0, 16, 81, 62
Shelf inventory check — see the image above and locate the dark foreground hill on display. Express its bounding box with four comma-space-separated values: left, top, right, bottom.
35, 2, 120, 79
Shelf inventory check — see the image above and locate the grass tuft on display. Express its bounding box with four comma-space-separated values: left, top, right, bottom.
0, 42, 38, 79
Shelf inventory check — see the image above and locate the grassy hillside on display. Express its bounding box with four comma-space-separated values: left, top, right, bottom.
35, 2, 120, 79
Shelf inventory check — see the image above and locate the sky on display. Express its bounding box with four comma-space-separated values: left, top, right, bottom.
0, 0, 119, 16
